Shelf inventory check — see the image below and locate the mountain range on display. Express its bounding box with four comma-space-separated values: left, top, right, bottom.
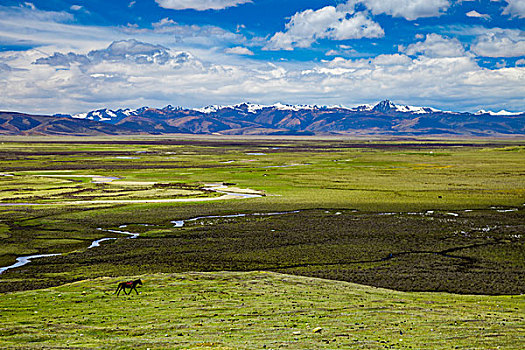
1, 100, 524, 136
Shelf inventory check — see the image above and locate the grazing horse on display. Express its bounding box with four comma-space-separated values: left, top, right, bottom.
115, 279, 142, 296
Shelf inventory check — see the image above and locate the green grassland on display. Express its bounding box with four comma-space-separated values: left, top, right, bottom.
1, 272, 523, 349
0, 137, 524, 348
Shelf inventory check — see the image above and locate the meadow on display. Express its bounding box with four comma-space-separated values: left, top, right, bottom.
0, 136, 523, 348
1, 272, 523, 349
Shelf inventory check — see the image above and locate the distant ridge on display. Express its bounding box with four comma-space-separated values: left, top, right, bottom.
0, 112, 136, 136
1, 100, 524, 136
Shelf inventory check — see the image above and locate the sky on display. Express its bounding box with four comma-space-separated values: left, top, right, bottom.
0, 0, 524, 114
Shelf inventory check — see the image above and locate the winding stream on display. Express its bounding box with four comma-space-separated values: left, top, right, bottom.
171, 210, 300, 227
0, 180, 265, 274
0, 253, 62, 274
0, 209, 298, 275
0, 205, 521, 275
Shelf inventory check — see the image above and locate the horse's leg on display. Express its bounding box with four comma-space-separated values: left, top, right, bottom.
115, 284, 122, 295
133, 285, 139, 295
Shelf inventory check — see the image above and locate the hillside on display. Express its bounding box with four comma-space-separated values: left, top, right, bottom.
0, 272, 522, 349
0, 112, 135, 136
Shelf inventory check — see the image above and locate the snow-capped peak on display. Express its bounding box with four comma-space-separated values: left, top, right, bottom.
121, 108, 137, 117
371, 100, 440, 114
71, 108, 138, 123
372, 100, 397, 112
162, 105, 182, 112
193, 105, 223, 114
395, 105, 440, 114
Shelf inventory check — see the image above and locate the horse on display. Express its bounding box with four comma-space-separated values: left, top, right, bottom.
115, 279, 142, 296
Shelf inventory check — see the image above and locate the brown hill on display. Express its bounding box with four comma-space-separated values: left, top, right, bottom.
0, 112, 135, 136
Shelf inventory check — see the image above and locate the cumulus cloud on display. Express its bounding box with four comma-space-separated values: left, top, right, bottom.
34, 52, 91, 67
34, 39, 190, 67
471, 29, 525, 57
89, 40, 172, 63
155, 0, 251, 11
225, 46, 254, 55
265, 6, 384, 50
402, 34, 466, 57
502, 0, 525, 18
348, 0, 451, 20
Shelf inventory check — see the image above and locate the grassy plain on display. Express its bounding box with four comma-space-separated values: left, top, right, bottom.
0, 137, 523, 348
0, 272, 523, 349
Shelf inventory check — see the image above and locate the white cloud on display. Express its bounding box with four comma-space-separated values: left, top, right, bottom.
0, 5, 246, 56
516, 58, 525, 66
402, 34, 466, 57
1, 4, 73, 24
324, 45, 358, 57
225, 46, 254, 55
349, 0, 451, 20
155, 0, 251, 11
471, 29, 525, 57
265, 6, 383, 50
23, 2, 36, 10
70, 5, 83, 11
0, 2, 523, 114
34, 40, 184, 67
502, 0, 525, 18
139, 18, 247, 47
466, 10, 490, 19
3, 39, 523, 115
302, 54, 524, 112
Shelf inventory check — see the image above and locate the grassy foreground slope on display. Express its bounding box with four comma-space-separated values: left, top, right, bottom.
1, 271, 523, 349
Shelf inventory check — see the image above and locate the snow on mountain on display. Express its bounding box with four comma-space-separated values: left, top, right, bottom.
475, 109, 522, 116
71, 108, 138, 123
193, 105, 223, 114
173, 100, 447, 115
372, 100, 397, 113
69, 101, 522, 123
352, 104, 374, 111
37, 99, 525, 136
371, 100, 440, 114
162, 105, 182, 112
394, 105, 440, 114
193, 102, 317, 114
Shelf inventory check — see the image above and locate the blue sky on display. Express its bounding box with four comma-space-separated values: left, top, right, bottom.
0, 0, 524, 114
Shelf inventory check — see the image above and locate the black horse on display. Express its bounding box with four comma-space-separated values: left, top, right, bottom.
115, 279, 142, 296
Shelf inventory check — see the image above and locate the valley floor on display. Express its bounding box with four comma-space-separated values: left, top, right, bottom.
0, 137, 523, 348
